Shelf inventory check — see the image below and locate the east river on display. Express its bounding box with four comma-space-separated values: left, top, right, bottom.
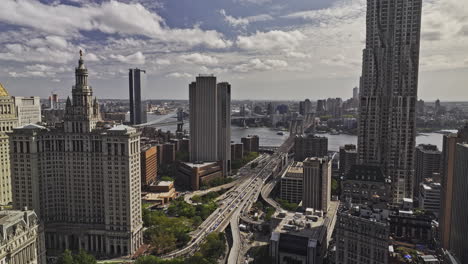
142, 113, 452, 152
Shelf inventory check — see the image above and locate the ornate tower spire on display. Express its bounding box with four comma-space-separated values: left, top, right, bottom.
64, 50, 101, 133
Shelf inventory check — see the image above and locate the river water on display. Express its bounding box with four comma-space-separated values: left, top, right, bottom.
142, 113, 450, 151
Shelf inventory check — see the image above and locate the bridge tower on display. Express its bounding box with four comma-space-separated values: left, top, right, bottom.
176, 108, 184, 133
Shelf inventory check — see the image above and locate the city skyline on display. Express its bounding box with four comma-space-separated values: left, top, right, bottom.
0, 0, 467, 101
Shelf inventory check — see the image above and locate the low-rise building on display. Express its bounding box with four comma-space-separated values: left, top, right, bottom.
142, 181, 177, 206
280, 162, 303, 204
419, 178, 441, 216
12, 96, 41, 127
341, 165, 391, 204
0, 209, 46, 264
178, 161, 223, 190
270, 201, 339, 264
335, 203, 390, 264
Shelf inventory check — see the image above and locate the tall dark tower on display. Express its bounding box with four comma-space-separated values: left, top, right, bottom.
357, 0, 422, 203
129, 68, 147, 125
64, 50, 100, 133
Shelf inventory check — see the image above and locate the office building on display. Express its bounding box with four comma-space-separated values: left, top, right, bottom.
341, 165, 391, 204
357, 0, 422, 203
241, 135, 259, 154
448, 143, 468, 263
294, 134, 328, 162
302, 157, 331, 211
129, 68, 147, 125
162, 143, 176, 164
414, 144, 441, 197
9, 53, 143, 257
0, 209, 46, 264
178, 161, 223, 190
299, 99, 312, 116
419, 178, 441, 216
231, 143, 244, 161
0, 83, 17, 205
339, 144, 357, 177
335, 203, 390, 264
439, 124, 468, 249
352, 87, 358, 100
389, 202, 434, 245
316, 100, 326, 115
141, 146, 157, 187
189, 75, 231, 176
12, 96, 41, 126
49, 93, 59, 109
270, 202, 339, 264
279, 162, 303, 204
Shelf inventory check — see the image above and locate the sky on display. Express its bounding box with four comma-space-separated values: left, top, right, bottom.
0, 0, 467, 101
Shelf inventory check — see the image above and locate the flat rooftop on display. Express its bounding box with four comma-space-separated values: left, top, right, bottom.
182, 161, 218, 168
273, 201, 339, 240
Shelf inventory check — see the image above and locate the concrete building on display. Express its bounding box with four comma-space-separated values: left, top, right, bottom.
0, 83, 17, 205
280, 162, 303, 204
294, 135, 328, 162
302, 157, 331, 211
270, 201, 339, 264
9, 53, 143, 257
230, 143, 244, 161
189, 75, 231, 176
299, 99, 312, 116
316, 100, 326, 115
448, 143, 468, 263
241, 135, 259, 154
439, 124, 468, 249
389, 206, 434, 246
141, 146, 157, 187
339, 144, 357, 177
335, 203, 390, 264
419, 178, 441, 216
178, 161, 223, 190
341, 165, 390, 204
129, 68, 147, 125
0, 209, 46, 264
12, 96, 41, 127
162, 143, 176, 164
357, 0, 422, 203
414, 144, 441, 197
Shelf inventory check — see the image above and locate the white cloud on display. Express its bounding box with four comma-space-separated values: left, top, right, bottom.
284, 0, 365, 22
235, 0, 272, 5
219, 9, 273, 28
8, 64, 66, 78
236, 30, 306, 52
155, 59, 171, 65
0, 0, 231, 49
180, 53, 219, 65
233, 58, 288, 72
110, 51, 145, 65
166, 72, 192, 78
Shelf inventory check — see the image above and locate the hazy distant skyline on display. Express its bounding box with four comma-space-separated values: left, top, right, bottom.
1, 0, 467, 101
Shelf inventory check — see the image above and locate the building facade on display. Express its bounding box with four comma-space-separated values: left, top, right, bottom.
141, 146, 157, 187
0, 209, 46, 264
302, 157, 331, 211
12, 96, 41, 127
0, 83, 17, 205
279, 162, 303, 204
9, 53, 143, 257
414, 144, 441, 197
335, 204, 390, 264
419, 178, 441, 216
341, 165, 390, 204
448, 143, 468, 263
189, 75, 231, 176
357, 0, 422, 203
178, 161, 223, 190
294, 135, 328, 162
241, 135, 259, 154
439, 124, 468, 249
339, 144, 357, 177
129, 68, 147, 125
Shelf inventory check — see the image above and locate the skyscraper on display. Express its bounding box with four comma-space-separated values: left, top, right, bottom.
129, 68, 147, 125
440, 124, 468, 249
9, 52, 143, 257
302, 157, 331, 211
294, 134, 328, 162
189, 75, 231, 176
449, 143, 468, 263
0, 83, 17, 205
358, 0, 422, 203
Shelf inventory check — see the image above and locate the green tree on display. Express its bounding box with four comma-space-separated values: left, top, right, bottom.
56, 250, 74, 264
74, 249, 97, 264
